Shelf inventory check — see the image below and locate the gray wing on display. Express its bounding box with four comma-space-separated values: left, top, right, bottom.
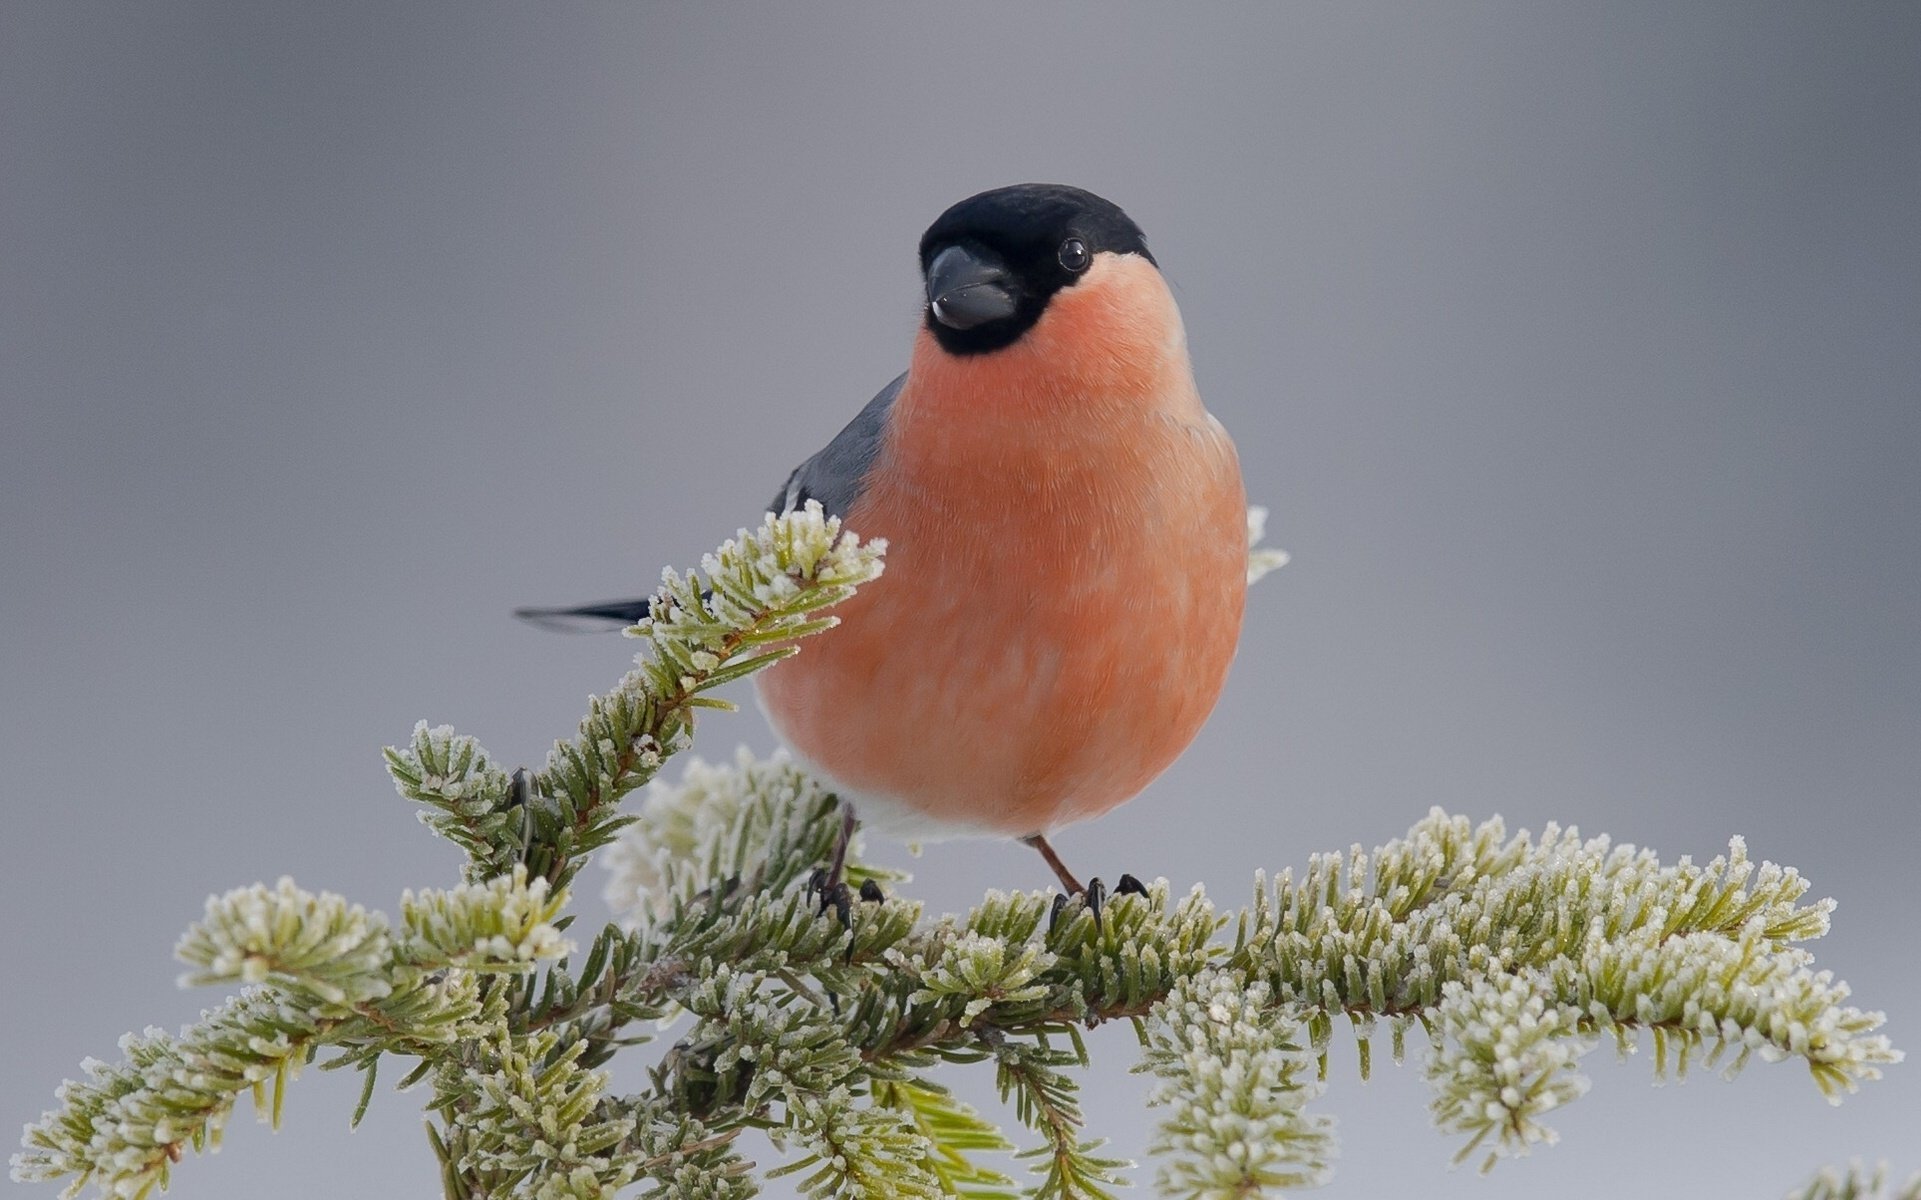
770, 372, 904, 518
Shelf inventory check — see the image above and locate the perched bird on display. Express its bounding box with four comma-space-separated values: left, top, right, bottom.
520, 184, 1248, 911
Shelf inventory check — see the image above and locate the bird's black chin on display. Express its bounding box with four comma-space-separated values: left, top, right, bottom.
926, 244, 1018, 331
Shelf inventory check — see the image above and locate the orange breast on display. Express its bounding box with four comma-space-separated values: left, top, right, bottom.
755, 255, 1247, 836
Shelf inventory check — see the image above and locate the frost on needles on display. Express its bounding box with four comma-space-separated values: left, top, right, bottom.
13, 501, 1903, 1200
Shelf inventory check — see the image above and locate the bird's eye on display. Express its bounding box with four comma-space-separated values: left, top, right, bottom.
1057, 238, 1090, 272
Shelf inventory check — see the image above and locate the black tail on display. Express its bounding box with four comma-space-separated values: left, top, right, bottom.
512, 598, 655, 633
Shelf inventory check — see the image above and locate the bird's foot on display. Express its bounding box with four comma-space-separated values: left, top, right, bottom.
1025, 832, 1150, 933
807, 866, 854, 928
1046, 872, 1148, 934
805, 869, 886, 935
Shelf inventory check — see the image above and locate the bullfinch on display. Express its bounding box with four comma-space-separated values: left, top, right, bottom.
520, 184, 1248, 911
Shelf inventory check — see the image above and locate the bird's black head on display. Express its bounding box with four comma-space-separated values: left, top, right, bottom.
918, 183, 1156, 356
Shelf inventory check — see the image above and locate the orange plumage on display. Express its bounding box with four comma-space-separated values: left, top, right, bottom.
755, 252, 1246, 838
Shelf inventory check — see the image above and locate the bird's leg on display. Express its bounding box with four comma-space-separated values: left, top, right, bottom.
1021, 833, 1084, 894
824, 800, 856, 887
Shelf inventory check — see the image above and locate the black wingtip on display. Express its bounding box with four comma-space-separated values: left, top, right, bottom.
512, 599, 655, 633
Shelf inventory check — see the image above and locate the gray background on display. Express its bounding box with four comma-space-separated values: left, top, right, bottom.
4, 4, 1916, 1197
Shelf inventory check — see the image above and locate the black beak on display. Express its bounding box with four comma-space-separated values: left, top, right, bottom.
926, 244, 1018, 330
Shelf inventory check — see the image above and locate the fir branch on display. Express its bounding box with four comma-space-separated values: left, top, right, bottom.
400, 867, 574, 972
613, 760, 1899, 1189
428, 1027, 640, 1199
1136, 968, 1333, 1197
384, 722, 520, 882
526, 501, 885, 893
622, 1108, 755, 1200
871, 1078, 1018, 1200
13, 994, 324, 1200
1225, 809, 1900, 1162
16, 871, 568, 1198
16, 502, 1907, 1200
174, 878, 397, 1006
514, 924, 672, 1072
1787, 1162, 1921, 1200
384, 503, 883, 893
603, 749, 905, 932
1425, 973, 1591, 1171
911, 933, 1055, 1027
665, 965, 950, 1198
995, 1040, 1128, 1200
766, 1099, 941, 1200
1045, 882, 1223, 1020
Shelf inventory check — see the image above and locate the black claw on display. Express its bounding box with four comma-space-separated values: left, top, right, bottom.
806, 868, 855, 930
1115, 873, 1147, 897
858, 879, 885, 903
1048, 892, 1070, 934
827, 882, 859, 963
1085, 878, 1106, 929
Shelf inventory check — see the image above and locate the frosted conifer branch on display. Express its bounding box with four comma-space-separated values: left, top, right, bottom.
12, 997, 325, 1200
767, 1100, 943, 1200
871, 1079, 1018, 1199
995, 1040, 1128, 1200
428, 1028, 639, 1199
1425, 974, 1592, 1171
603, 749, 902, 932
910, 933, 1055, 1026
16, 503, 1904, 1200
175, 878, 395, 1006
620, 1105, 756, 1200
400, 866, 574, 971
16, 870, 569, 1198
1226, 809, 1899, 1157
611, 761, 1898, 1190
521, 501, 885, 893
1136, 968, 1333, 1197
384, 722, 518, 881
